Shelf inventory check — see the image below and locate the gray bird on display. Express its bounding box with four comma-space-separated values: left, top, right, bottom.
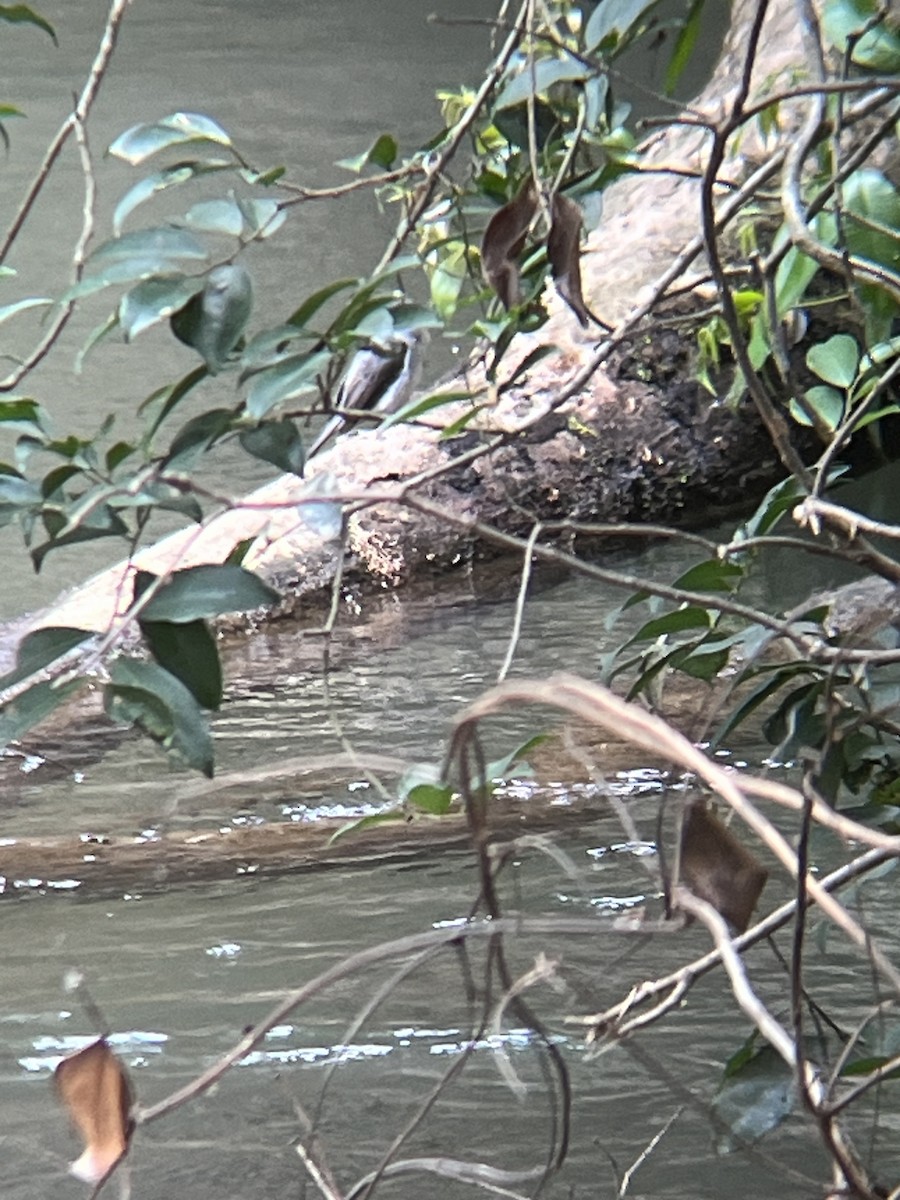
306, 329, 424, 460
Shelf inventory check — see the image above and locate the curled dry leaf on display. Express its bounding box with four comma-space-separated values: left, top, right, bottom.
678, 801, 768, 933
547, 193, 589, 328
54, 1037, 134, 1184
480, 178, 538, 310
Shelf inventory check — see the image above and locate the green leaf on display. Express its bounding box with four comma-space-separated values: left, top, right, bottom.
494, 57, 591, 112
74, 312, 120, 372
112, 162, 233, 235
287, 278, 357, 329
234, 196, 285, 239
65, 228, 208, 299
0, 678, 81, 749
138, 617, 223, 710
87, 227, 209, 268
712, 1043, 795, 1153
141, 364, 208, 441
672, 560, 743, 593
406, 782, 455, 815
166, 408, 235, 466
245, 348, 331, 419
821, 0, 900, 70
806, 334, 859, 388
842, 168, 900, 339
170, 264, 253, 373
790, 385, 844, 431
135, 564, 280, 622
737, 474, 810, 540
0, 296, 52, 325
678, 644, 731, 682
238, 418, 305, 476
182, 197, 244, 237
105, 657, 214, 776
328, 808, 405, 843
0, 625, 91, 691
585, 0, 659, 50
483, 734, 547, 785
30, 507, 129, 572
109, 112, 232, 165
337, 132, 398, 172
380, 389, 473, 430
119, 275, 204, 340
631, 605, 712, 642
0, 397, 47, 437
0, 4, 56, 41
664, 0, 704, 94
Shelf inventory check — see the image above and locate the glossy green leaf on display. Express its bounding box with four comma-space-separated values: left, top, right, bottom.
328, 808, 405, 843
112, 162, 232, 235
0, 678, 81, 749
664, 0, 704, 94
0, 625, 92, 691
790, 385, 844, 431
821, 0, 900, 70
843, 168, 900, 339
238, 418, 305, 476
381, 389, 473, 430
0, 296, 52, 325
712, 1043, 795, 1153
0, 4, 56, 41
0, 471, 42, 510
585, 0, 659, 50
494, 57, 591, 112
235, 196, 285, 239
737, 474, 811, 540
138, 617, 223, 710
109, 112, 232, 165
135, 564, 279, 623
65, 228, 208, 299
0, 398, 47, 436
287, 278, 357, 330
119, 275, 204, 340
105, 657, 214, 776
245, 348, 331, 419
106, 441, 134, 471
406, 782, 455, 815
678, 644, 731, 681
182, 198, 244, 237
806, 334, 859, 388
673, 560, 743, 593
30, 507, 130, 572
632, 605, 712, 642
166, 408, 235, 466
74, 313, 120, 372
170, 264, 253, 373
337, 132, 398, 172
141, 364, 208, 440
483, 734, 547, 784
88, 227, 208, 268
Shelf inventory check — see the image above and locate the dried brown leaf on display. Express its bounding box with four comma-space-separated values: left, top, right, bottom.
547, 193, 589, 328
480, 178, 538, 310
54, 1037, 133, 1184
678, 802, 768, 933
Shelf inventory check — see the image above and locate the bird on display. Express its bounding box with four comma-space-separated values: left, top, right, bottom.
306, 329, 424, 460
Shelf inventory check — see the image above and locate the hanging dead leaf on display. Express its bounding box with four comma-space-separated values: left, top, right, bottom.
547, 193, 589, 328
54, 1037, 134, 1184
480, 178, 538, 309
678, 802, 768, 933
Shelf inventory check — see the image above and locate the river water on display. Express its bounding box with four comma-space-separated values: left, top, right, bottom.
2, 3, 897, 1199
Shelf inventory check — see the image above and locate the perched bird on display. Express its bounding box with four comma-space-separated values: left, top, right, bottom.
306, 329, 424, 460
